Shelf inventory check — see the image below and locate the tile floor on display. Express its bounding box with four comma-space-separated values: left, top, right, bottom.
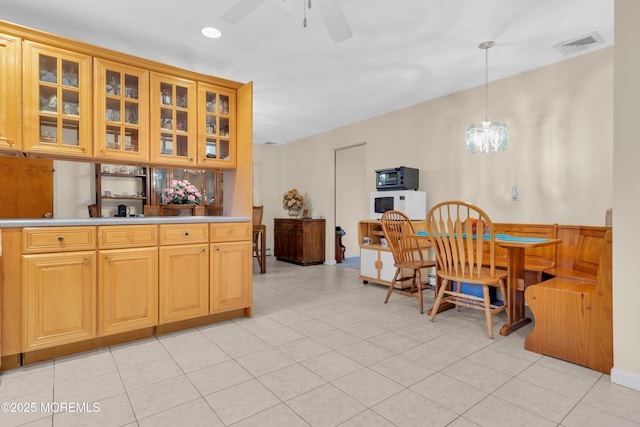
1, 257, 640, 427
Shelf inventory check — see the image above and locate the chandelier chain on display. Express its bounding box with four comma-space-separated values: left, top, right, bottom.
484, 47, 489, 123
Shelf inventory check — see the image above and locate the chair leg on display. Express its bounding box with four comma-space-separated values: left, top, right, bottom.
483, 285, 494, 339
430, 278, 448, 321
416, 270, 423, 314
384, 269, 400, 304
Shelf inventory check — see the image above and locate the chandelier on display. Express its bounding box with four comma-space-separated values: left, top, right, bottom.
466, 41, 508, 154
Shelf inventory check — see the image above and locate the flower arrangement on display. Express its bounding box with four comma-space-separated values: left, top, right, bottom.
162, 179, 202, 205
282, 188, 304, 212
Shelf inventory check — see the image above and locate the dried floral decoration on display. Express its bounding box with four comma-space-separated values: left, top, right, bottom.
282, 188, 304, 212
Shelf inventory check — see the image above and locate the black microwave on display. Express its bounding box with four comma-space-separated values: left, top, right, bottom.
375, 166, 419, 191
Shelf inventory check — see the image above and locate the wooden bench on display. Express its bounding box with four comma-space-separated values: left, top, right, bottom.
542, 226, 609, 283
524, 230, 612, 374
482, 224, 611, 286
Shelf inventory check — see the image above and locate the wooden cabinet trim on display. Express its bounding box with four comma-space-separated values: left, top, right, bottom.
98, 225, 157, 249
210, 222, 251, 242
22, 226, 96, 253
159, 224, 208, 245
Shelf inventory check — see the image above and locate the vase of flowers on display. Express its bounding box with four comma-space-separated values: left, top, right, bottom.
162, 179, 202, 205
282, 188, 304, 216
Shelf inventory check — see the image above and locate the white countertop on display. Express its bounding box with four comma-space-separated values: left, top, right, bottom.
0, 216, 251, 228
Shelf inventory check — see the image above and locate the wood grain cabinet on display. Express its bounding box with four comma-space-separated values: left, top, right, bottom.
150, 72, 197, 166
22, 226, 97, 351
197, 82, 236, 168
0, 32, 21, 153
210, 223, 252, 314
97, 225, 158, 336
159, 224, 210, 323
93, 58, 149, 162
22, 41, 92, 158
274, 218, 325, 265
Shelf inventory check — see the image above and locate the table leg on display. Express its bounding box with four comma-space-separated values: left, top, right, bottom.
500, 247, 531, 336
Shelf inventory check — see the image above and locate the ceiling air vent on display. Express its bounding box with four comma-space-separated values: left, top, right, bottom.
554, 31, 605, 56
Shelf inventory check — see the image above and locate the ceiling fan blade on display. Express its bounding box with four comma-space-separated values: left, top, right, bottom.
317, 0, 353, 42
220, 0, 267, 24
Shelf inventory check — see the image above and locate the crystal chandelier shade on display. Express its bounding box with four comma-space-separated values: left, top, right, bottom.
466, 41, 508, 154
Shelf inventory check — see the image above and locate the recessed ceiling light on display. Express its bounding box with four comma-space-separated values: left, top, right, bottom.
201, 27, 222, 39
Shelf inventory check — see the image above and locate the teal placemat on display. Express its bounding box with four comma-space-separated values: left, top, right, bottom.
495, 234, 548, 242
415, 231, 548, 242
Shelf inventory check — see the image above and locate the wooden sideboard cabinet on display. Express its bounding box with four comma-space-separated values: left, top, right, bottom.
274, 218, 325, 266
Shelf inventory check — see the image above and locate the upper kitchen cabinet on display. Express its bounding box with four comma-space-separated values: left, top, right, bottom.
150, 72, 197, 167
0, 33, 21, 153
94, 58, 149, 163
23, 41, 92, 159
197, 83, 236, 168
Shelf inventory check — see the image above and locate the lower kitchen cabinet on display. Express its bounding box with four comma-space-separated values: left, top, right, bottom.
210, 241, 252, 313
98, 247, 158, 335
22, 251, 96, 350
159, 244, 209, 323
359, 247, 397, 285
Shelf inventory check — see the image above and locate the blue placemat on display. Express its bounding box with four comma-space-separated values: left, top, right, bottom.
495, 234, 549, 242
415, 231, 548, 242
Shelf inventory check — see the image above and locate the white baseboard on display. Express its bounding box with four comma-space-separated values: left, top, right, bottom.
611, 367, 640, 391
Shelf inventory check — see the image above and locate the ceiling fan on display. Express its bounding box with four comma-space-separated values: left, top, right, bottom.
220, 0, 353, 43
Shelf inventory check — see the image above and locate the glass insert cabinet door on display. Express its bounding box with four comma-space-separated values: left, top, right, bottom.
23, 41, 92, 157
197, 82, 236, 168
150, 73, 197, 166
150, 168, 222, 213
94, 58, 149, 162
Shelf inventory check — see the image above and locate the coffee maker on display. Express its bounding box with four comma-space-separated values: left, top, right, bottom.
117, 204, 130, 217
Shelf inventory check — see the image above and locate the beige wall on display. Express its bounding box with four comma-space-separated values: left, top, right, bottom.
53, 160, 95, 219
612, 0, 640, 391
256, 46, 613, 259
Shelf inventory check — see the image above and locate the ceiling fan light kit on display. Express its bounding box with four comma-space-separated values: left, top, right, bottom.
221, 0, 352, 42
466, 41, 509, 154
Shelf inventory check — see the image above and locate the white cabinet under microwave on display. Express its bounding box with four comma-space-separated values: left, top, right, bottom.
370, 190, 426, 220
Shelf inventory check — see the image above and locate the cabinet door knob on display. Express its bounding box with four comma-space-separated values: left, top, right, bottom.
83, 257, 90, 264
201, 248, 206, 253
216, 247, 220, 252
184, 231, 189, 236
57, 236, 64, 242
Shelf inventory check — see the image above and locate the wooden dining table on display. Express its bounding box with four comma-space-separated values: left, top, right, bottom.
413, 232, 561, 336
495, 237, 561, 336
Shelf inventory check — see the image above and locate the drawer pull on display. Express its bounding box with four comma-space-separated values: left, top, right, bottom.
184, 231, 189, 236
216, 247, 220, 252
201, 248, 206, 253
58, 236, 64, 242
127, 234, 134, 240
83, 257, 90, 264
